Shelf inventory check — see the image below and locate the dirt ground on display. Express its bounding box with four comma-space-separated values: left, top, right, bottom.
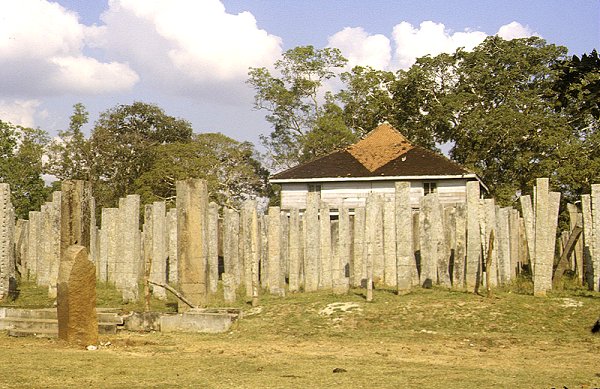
0, 288, 599, 388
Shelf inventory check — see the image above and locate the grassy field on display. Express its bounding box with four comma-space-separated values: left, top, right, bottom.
0, 280, 599, 388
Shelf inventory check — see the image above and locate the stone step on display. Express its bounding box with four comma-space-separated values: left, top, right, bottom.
2, 321, 119, 337
0, 308, 124, 325
7, 328, 57, 338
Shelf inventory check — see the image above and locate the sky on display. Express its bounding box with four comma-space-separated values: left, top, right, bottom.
0, 0, 598, 149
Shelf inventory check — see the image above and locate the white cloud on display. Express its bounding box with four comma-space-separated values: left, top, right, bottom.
0, 0, 138, 96
91, 0, 283, 100
0, 100, 40, 128
392, 21, 487, 69
497, 21, 537, 40
328, 27, 392, 70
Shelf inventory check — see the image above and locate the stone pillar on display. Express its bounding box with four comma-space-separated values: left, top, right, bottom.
208, 202, 219, 294
37, 203, 51, 287
337, 206, 351, 283
304, 193, 320, 292
267, 206, 283, 295
116, 195, 142, 303
143, 204, 153, 304
14, 219, 28, 281
383, 198, 396, 287
365, 193, 383, 299
533, 178, 560, 296
0, 184, 14, 300
352, 207, 366, 287
496, 207, 511, 285
481, 199, 498, 287
419, 194, 442, 287
288, 208, 301, 293
60, 180, 92, 255
519, 195, 535, 272
222, 272, 236, 303
99, 208, 118, 283
566, 203, 584, 281
441, 206, 454, 288
591, 184, 600, 291
176, 179, 208, 310
241, 200, 259, 297
259, 215, 268, 290
465, 181, 481, 292
167, 208, 178, 284
509, 209, 520, 280
395, 182, 413, 293
223, 208, 240, 288
46, 192, 62, 298
57, 245, 98, 345
454, 203, 467, 288
582, 194, 594, 289
149, 201, 168, 300
89, 197, 98, 264
319, 204, 332, 290
26, 211, 41, 280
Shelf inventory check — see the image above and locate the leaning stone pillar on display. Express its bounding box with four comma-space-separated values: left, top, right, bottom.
176, 179, 208, 310
465, 181, 481, 292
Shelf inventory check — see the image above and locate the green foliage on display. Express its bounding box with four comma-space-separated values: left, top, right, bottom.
0, 121, 49, 218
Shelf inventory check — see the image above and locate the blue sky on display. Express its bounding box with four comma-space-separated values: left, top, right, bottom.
0, 0, 598, 150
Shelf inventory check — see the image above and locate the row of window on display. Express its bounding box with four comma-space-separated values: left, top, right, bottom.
307, 182, 437, 194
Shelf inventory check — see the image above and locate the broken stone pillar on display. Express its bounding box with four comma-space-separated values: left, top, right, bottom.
0, 184, 15, 300
167, 208, 178, 284
383, 198, 396, 287
454, 203, 467, 288
419, 194, 441, 287
591, 184, 600, 291
267, 206, 283, 295
57, 245, 98, 345
99, 208, 118, 283
519, 195, 535, 272
208, 202, 219, 294
116, 195, 142, 303
582, 194, 594, 289
222, 272, 236, 303
176, 179, 209, 310
303, 193, 320, 292
395, 182, 413, 293
223, 208, 240, 289
533, 178, 560, 296
352, 207, 366, 287
319, 204, 332, 290
288, 208, 301, 293
46, 192, 62, 298
465, 181, 481, 292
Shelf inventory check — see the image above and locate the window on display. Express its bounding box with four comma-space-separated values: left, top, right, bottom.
308, 183, 322, 193
423, 182, 437, 195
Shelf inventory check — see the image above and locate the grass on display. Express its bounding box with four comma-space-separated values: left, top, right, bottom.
0, 280, 599, 388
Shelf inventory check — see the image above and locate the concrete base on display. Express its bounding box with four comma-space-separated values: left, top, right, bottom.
160, 309, 240, 334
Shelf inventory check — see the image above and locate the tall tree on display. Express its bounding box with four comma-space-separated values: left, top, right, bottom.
89, 102, 193, 208
134, 133, 268, 209
248, 46, 349, 170
0, 121, 49, 218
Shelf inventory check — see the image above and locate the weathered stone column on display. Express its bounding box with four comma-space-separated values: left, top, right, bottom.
383, 198, 397, 287
419, 194, 441, 287
519, 195, 535, 272
533, 178, 560, 296
60, 180, 92, 255
591, 184, 600, 291
352, 207, 366, 287
509, 208, 520, 280
336, 206, 351, 283
0, 184, 15, 300
223, 208, 240, 288
37, 203, 51, 287
454, 203, 467, 288
288, 208, 301, 292
395, 182, 413, 293
176, 179, 208, 310
26, 211, 41, 280
365, 193, 383, 299
149, 201, 168, 300
496, 207, 511, 285
304, 193, 320, 292
267, 206, 283, 295
46, 192, 62, 298
481, 199, 498, 287
99, 208, 118, 283
319, 204, 332, 290
241, 200, 259, 298
222, 272, 236, 303
208, 202, 219, 294
465, 181, 481, 291
566, 203, 584, 281
89, 197, 98, 264
116, 195, 142, 303
57, 245, 97, 346
259, 214, 268, 290
14, 219, 28, 281
441, 206, 454, 288
582, 194, 594, 289
167, 208, 178, 284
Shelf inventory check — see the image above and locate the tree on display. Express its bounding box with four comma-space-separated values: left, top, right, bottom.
0, 121, 49, 218
134, 133, 268, 209
46, 103, 91, 181
89, 102, 193, 208
248, 46, 348, 170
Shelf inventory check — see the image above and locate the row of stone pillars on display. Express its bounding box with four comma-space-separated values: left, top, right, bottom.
4, 178, 600, 310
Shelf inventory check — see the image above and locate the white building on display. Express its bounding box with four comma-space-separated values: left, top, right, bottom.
270, 123, 485, 210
